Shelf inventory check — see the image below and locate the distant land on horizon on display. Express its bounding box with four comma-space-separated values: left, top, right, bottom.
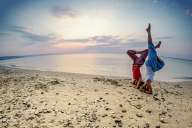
0, 53, 192, 62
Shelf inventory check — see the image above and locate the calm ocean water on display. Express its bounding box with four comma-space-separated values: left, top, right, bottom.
0, 53, 192, 81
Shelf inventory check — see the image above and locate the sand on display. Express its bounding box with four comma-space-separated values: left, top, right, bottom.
0, 65, 192, 128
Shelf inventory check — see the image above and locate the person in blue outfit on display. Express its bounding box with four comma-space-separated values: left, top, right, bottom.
141, 24, 165, 94
126, 42, 161, 89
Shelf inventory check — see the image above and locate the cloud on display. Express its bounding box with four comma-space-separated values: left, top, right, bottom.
155, 36, 173, 40
10, 26, 56, 43
186, 9, 192, 16
0, 32, 9, 36
51, 37, 102, 49
90, 36, 121, 45
51, 6, 79, 18
50, 35, 147, 54
51, 36, 124, 49
60, 38, 89, 43
85, 36, 147, 53
6, 26, 148, 54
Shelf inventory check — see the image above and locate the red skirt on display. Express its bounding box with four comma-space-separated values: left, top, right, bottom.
132, 65, 142, 81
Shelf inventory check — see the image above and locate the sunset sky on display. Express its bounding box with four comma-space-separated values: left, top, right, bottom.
0, 0, 192, 59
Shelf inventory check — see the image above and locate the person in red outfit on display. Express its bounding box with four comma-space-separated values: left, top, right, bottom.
127, 42, 161, 88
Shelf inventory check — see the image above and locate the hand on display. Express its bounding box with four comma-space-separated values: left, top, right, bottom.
127, 50, 136, 54
146, 23, 151, 33
156, 41, 161, 48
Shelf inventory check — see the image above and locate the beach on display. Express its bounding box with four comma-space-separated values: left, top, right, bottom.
0, 65, 192, 128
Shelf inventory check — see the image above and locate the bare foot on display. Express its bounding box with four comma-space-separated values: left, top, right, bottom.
139, 84, 146, 91
131, 79, 137, 86
146, 23, 151, 33
145, 84, 153, 94
139, 83, 153, 94
144, 90, 153, 94
135, 81, 144, 89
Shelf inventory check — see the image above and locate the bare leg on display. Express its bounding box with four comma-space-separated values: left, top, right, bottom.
127, 50, 140, 85
146, 23, 152, 43
144, 23, 154, 94
131, 79, 138, 86
134, 78, 144, 89
139, 80, 152, 94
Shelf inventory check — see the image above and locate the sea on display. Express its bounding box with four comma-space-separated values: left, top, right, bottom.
0, 53, 192, 82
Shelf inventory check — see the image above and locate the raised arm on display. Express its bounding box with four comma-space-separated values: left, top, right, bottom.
155, 41, 161, 49
136, 41, 161, 54
127, 50, 136, 55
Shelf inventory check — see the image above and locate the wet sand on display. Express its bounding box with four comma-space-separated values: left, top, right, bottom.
0, 66, 192, 128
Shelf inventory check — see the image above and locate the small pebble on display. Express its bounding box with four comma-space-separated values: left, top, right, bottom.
122, 109, 127, 113
102, 114, 108, 118
144, 123, 150, 128
159, 118, 167, 123
136, 113, 143, 118
114, 120, 123, 127
145, 109, 152, 114
105, 108, 111, 111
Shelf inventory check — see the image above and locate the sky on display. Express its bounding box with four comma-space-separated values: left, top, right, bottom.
0, 0, 192, 59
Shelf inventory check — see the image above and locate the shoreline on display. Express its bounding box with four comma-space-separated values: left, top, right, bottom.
0, 65, 192, 128
1, 64, 191, 83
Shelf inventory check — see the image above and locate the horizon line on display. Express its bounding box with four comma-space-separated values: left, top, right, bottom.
0, 52, 192, 62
